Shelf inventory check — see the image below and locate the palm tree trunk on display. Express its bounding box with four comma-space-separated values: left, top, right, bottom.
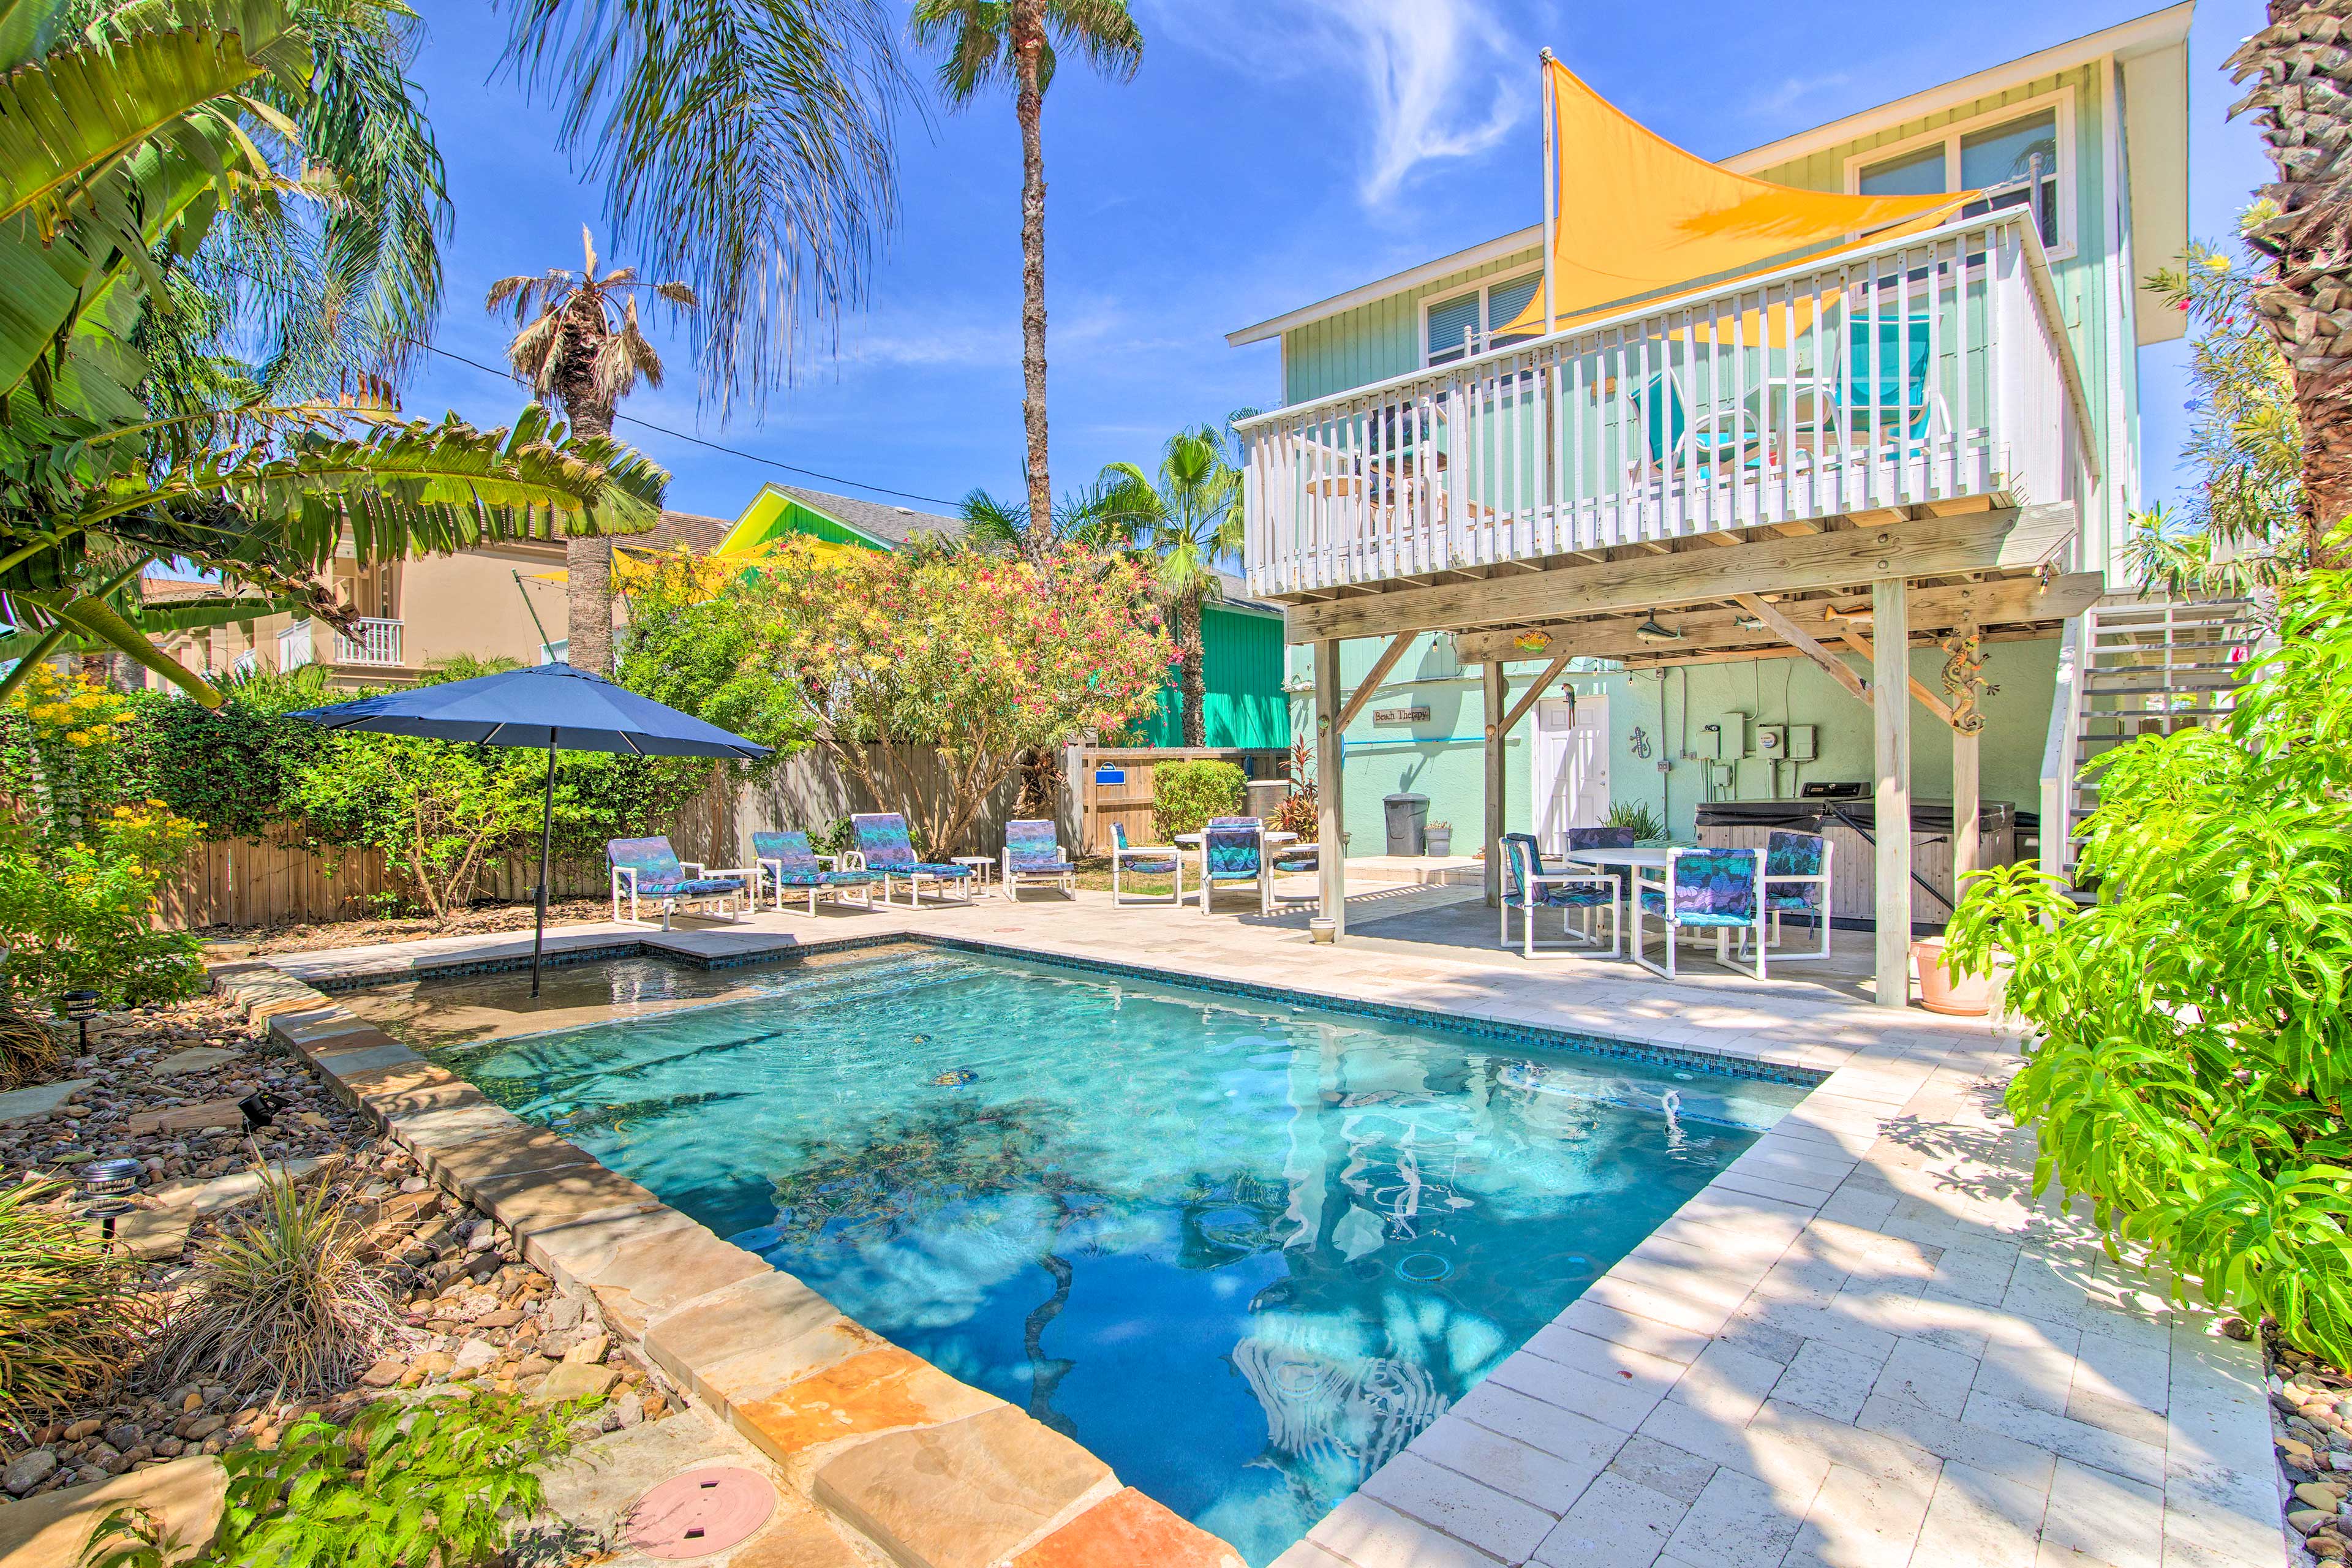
563, 398, 618, 671
2230, 1, 2352, 569
1178, 592, 1207, 748
1012, 0, 1053, 554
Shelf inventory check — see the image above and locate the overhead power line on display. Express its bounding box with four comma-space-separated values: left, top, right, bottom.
413, 338, 965, 510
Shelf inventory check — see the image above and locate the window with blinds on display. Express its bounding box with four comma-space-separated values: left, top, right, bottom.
1425, 291, 1481, 365
1423, 272, 1545, 366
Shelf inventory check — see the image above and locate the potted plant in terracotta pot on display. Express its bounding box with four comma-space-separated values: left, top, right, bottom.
1910, 933, 2012, 1016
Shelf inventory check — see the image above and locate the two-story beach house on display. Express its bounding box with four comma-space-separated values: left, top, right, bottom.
1227, 3, 2238, 1006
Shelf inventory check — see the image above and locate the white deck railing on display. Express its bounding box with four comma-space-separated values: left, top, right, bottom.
1235, 212, 2098, 597
332, 617, 403, 666
276, 620, 314, 671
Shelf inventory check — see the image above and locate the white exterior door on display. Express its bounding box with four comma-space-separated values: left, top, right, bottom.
1531, 695, 1610, 855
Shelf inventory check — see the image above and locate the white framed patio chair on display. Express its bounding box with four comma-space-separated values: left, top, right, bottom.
1630, 846, 1768, 981
1110, 823, 1183, 907
606, 836, 752, 930
749, 830, 879, 916
1001, 819, 1078, 901
1499, 831, 1622, 959
1755, 829, 1834, 961
1191, 816, 1269, 916
845, 813, 975, 906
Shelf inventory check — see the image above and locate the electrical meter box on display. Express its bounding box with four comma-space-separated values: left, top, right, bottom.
1751, 723, 1787, 759
1787, 724, 1818, 761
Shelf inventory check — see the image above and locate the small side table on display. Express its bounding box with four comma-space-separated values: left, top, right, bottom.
952, 855, 997, 897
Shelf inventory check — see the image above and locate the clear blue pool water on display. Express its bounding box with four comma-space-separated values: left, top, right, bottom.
423, 946, 1810, 1564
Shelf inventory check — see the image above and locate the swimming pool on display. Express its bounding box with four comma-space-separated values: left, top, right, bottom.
417, 944, 1812, 1565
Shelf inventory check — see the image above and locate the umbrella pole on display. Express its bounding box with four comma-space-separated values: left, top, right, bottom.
532, 730, 556, 998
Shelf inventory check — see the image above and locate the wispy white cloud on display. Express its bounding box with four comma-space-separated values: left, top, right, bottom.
1148, 0, 1529, 208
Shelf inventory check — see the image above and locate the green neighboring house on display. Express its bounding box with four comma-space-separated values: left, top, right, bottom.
717, 485, 1289, 751
1133, 577, 1290, 750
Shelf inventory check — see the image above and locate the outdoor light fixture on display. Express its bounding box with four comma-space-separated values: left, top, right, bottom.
1633, 611, 1683, 645
59, 990, 98, 1050
79, 1158, 142, 1240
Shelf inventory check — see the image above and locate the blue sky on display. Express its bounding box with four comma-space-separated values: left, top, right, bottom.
398, 0, 2266, 525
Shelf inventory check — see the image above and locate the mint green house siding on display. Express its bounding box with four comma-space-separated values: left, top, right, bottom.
1254, 56, 2158, 853
1137, 601, 1291, 750
1276, 65, 2143, 574
1286, 635, 2060, 851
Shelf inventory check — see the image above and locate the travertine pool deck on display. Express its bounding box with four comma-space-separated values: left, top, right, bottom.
227, 878, 2283, 1568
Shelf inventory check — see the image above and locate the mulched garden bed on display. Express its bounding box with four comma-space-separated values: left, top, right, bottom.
0, 995, 680, 1509
198, 897, 616, 959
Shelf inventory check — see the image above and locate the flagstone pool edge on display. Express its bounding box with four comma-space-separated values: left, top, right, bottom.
208, 957, 1246, 1568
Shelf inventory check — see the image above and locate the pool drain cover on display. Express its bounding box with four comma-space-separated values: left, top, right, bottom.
622, 1467, 775, 1559
1397, 1253, 1453, 1283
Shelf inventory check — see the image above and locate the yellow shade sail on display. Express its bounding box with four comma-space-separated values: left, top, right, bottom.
1498, 57, 1975, 340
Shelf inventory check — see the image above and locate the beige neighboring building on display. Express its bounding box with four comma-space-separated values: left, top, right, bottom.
143, 510, 732, 690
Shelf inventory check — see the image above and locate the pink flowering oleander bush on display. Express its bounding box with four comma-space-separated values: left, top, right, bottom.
638, 540, 1175, 858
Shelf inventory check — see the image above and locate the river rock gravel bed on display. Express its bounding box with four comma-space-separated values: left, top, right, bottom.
0, 999, 679, 1509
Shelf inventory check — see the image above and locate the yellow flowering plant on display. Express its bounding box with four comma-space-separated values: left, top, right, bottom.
0, 673, 205, 1009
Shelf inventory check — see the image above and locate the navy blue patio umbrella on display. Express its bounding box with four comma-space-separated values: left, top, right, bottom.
292, 663, 770, 997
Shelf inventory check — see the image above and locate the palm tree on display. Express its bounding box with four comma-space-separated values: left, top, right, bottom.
953, 469, 1128, 557
2228, 7, 2352, 568
1098, 427, 1243, 747
0, 1, 663, 703
907, 0, 1143, 552
486, 233, 697, 674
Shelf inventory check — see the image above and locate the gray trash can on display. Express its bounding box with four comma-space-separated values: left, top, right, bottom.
1383, 793, 1429, 856
1244, 779, 1288, 823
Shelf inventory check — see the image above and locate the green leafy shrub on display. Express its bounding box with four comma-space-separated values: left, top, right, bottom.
1948, 555, 2352, 1359
0, 802, 206, 1008
154, 1161, 399, 1398
117, 669, 336, 842
1152, 760, 1246, 839
1, 1179, 150, 1438
82, 1392, 587, 1568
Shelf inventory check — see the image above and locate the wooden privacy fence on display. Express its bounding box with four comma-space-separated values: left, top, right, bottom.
1074, 747, 1288, 856
152, 773, 742, 931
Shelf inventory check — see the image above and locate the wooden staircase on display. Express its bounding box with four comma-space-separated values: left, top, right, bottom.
2059, 599, 2258, 872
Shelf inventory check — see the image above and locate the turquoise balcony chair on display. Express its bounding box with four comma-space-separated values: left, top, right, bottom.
1499, 829, 1624, 959
1001, 819, 1078, 902
1191, 816, 1269, 917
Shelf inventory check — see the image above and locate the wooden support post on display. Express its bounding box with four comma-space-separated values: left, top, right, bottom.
1315, 638, 1346, 938
1873, 579, 1912, 1009
1483, 662, 1507, 908
1953, 726, 1981, 885
1333, 632, 1414, 734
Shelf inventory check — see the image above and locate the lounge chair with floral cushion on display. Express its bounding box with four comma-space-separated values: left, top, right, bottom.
606, 836, 753, 929
1000, 819, 1078, 902
1109, 822, 1183, 907
1630, 845, 1767, 980
1191, 816, 1269, 916
1499, 829, 1624, 958
749, 830, 880, 916
845, 813, 974, 906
